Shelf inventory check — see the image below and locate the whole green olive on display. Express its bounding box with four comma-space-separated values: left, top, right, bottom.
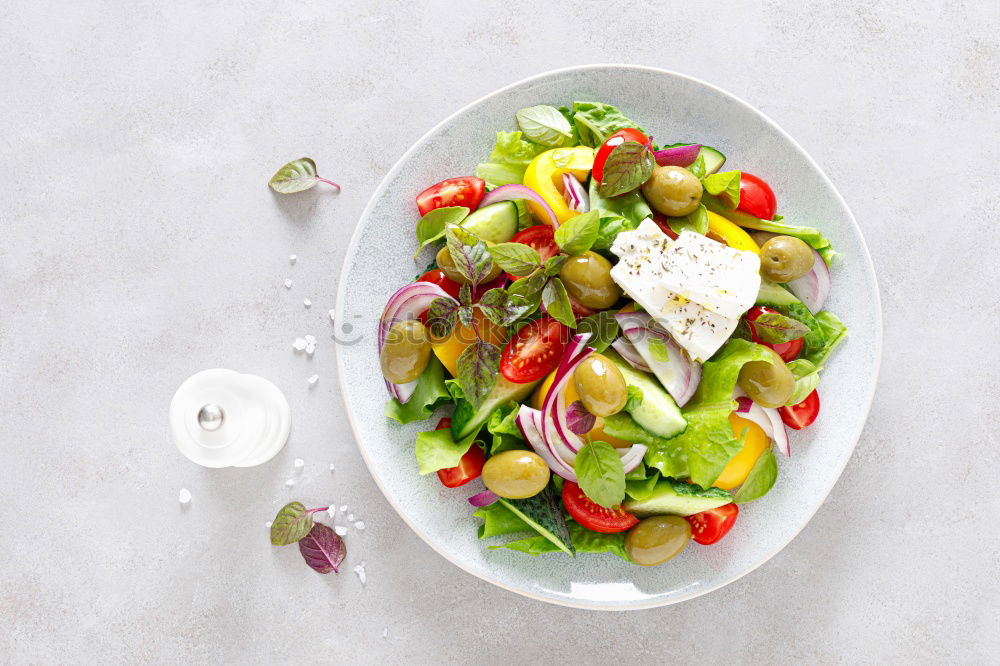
759, 235, 815, 282
481, 450, 551, 499
749, 230, 777, 247
641, 166, 703, 217
625, 515, 691, 566
737, 346, 795, 407
379, 320, 432, 384
558, 251, 622, 309
573, 353, 627, 417
436, 244, 503, 285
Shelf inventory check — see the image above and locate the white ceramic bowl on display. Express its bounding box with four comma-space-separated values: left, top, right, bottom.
336, 65, 881, 610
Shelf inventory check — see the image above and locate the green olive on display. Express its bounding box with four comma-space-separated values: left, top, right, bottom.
749, 230, 777, 248
759, 235, 815, 282
641, 166, 703, 216
573, 353, 627, 417
558, 251, 622, 309
436, 244, 503, 285
625, 516, 691, 566
379, 320, 432, 384
481, 450, 550, 499
737, 346, 795, 407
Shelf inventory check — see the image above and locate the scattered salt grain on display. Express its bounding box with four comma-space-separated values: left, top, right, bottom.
303, 298, 312, 308
340, 505, 347, 512
304, 335, 316, 344
382, 628, 388, 639
284, 278, 293, 289
293, 458, 304, 470
355, 521, 365, 531
178, 488, 192, 505
285, 478, 296, 488
329, 463, 336, 472
353, 562, 367, 584
307, 374, 319, 387
305, 345, 315, 356
292, 338, 307, 351
328, 309, 336, 322
266, 521, 272, 528
327, 507, 337, 518
348, 513, 355, 522
335, 525, 348, 536
289, 254, 297, 264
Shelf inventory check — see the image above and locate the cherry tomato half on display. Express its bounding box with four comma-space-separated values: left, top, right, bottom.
416, 177, 485, 216
433, 418, 487, 488
745, 306, 804, 362
507, 225, 559, 281
685, 503, 739, 545
593, 128, 649, 184
652, 212, 680, 240
500, 316, 568, 384
417, 269, 462, 300
736, 173, 777, 221
778, 389, 820, 430
562, 481, 638, 534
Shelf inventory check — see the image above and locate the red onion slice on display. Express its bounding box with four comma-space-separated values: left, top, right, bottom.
786, 248, 831, 313
733, 387, 790, 457
516, 405, 577, 481
561, 172, 590, 213
610, 337, 651, 373
480, 184, 559, 228
467, 489, 498, 507
653, 144, 702, 167
615, 312, 701, 407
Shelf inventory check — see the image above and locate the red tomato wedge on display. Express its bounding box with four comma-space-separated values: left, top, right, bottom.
736, 172, 777, 221
500, 316, 568, 383
652, 212, 680, 240
745, 306, 804, 362
507, 225, 559, 281
562, 481, 638, 534
434, 418, 486, 488
593, 128, 649, 184
416, 269, 462, 300
778, 389, 820, 430
685, 503, 739, 545
416, 177, 485, 216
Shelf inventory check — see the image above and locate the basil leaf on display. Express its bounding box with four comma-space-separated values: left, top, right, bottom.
733, 448, 778, 503
575, 441, 626, 508
668, 204, 709, 236
488, 242, 541, 276
543, 255, 568, 276
576, 311, 619, 353
624, 385, 643, 412
478, 288, 536, 327
457, 340, 501, 408
508, 269, 546, 304
446, 227, 494, 286
751, 311, 810, 344
542, 277, 575, 328
597, 141, 655, 198
298, 523, 346, 574
268, 157, 339, 194
270, 502, 317, 546
687, 154, 707, 179
785, 359, 821, 405
554, 209, 601, 255
457, 304, 474, 327
515, 105, 573, 147
459, 283, 472, 307
702, 170, 741, 208
414, 206, 469, 258
731, 318, 754, 341
426, 296, 459, 338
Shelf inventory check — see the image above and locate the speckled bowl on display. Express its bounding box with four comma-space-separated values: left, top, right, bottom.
335, 65, 881, 610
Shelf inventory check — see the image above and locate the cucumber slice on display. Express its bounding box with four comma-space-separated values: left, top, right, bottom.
461, 202, 519, 243
603, 349, 686, 439
623, 478, 732, 517
756, 278, 801, 308
451, 375, 539, 440
499, 485, 574, 555
661, 143, 726, 174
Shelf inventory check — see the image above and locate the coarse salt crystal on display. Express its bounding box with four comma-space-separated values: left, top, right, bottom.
329, 463, 336, 472
353, 562, 366, 584
284, 278, 293, 289
355, 521, 365, 531
266, 521, 272, 528
304, 335, 316, 344
293, 458, 304, 470
328, 309, 336, 322
303, 298, 312, 308
327, 507, 337, 518
339, 505, 347, 512
335, 525, 348, 536
347, 513, 355, 521
178, 488, 192, 504
305, 345, 315, 356
382, 628, 388, 638
307, 374, 319, 387
285, 478, 296, 488
289, 254, 297, 264
292, 338, 307, 351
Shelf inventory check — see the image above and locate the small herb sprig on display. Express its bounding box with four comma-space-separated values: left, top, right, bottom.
269, 157, 341, 193
270, 501, 346, 575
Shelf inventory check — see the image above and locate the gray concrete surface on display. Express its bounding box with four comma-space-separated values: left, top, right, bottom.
2, 1, 998, 663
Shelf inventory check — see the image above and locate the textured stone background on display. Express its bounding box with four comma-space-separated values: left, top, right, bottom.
2, 1, 998, 663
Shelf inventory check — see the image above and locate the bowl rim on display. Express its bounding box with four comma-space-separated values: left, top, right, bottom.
335, 64, 883, 610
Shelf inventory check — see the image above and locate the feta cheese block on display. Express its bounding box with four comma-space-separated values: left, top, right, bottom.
610, 221, 761, 362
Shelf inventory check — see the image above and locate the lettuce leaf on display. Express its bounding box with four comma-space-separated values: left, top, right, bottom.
570, 101, 646, 148
474, 501, 533, 538
786, 359, 822, 406
589, 178, 653, 225
486, 400, 527, 454
384, 356, 451, 425
802, 311, 847, 367
414, 428, 478, 475
603, 412, 688, 479
491, 520, 631, 561
647, 339, 775, 487
475, 131, 548, 187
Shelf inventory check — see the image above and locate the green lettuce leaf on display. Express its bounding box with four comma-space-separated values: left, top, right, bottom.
734, 448, 779, 503
592, 212, 639, 251
414, 428, 479, 475
625, 469, 661, 501
384, 356, 452, 425
474, 501, 532, 538
589, 178, 653, 225
802, 311, 847, 367
475, 131, 548, 187
648, 339, 775, 487
603, 412, 688, 479
773, 301, 826, 357
492, 520, 631, 561
570, 101, 646, 148
486, 401, 528, 454
786, 359, 822, 406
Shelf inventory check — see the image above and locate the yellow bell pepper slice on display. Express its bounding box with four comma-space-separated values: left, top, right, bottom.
706, 211, 759, 254
714, 412, 770, 490
431, 309, 506, 377
522, 146, 595, 226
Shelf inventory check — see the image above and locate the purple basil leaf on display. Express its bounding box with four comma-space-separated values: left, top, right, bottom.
426, 296, 459, 338
566, 401, 597, 435
456, 340, 501, 408
750, 312, 810, 344
597, 141, 655, 198
298, 522, 346, 574
446, 227, 494, 287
